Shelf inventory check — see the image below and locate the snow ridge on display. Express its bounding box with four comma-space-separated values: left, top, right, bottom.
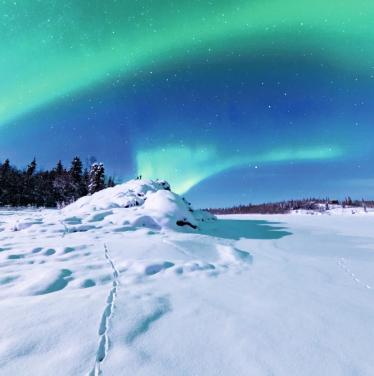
90, 244, 120, 376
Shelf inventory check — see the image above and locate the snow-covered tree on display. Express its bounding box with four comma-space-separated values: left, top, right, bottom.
88, 163, 105, 194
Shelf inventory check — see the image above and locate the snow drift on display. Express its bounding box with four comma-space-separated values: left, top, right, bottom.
62, 179, 215, 231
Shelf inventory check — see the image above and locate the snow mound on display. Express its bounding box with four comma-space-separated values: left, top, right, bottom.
62, 179, 215, 231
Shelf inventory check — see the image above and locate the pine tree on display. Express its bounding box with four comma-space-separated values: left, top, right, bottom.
19, 158, 37, 206
0, 159, 10, 175
70, 156, 82, 181
0, 159, 11, 205
0, 160, 23, 206
52, 160, 70, 206
26, 158, 37, 176
54, 160, 64, 176
88, 163, 105, 194
69, 156, 87, 199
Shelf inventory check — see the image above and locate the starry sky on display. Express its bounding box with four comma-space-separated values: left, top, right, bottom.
1, 0, 373, 207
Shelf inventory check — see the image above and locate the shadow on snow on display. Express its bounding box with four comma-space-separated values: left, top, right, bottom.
200, 219, 292, 240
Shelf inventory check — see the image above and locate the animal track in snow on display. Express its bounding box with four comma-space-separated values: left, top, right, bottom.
90, 244, 120, 376
337, 257, 372, 290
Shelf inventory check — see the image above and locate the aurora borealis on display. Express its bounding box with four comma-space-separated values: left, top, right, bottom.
1, 1, 374, 206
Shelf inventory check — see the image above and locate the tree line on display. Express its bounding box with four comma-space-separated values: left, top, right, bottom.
208, 198, 374, 215
0, 157, 115, 208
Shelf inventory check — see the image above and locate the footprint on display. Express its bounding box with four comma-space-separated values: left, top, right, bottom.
32, 247, 43, 254
64, 216, 82, 225
82, 279, 96, 288
176, 262, 216, 275
68, 225, 96, 233
44, 248, 56, 256
63, 247, 75, 254
99, 306, 111, 335
34, 269, 73, 295
7, 254, 25, 260
145, 262, 175, 276
88, 210, 113, 223
96, 334, 107, 362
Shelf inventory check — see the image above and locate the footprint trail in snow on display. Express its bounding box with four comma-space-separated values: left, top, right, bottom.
337, 257, 372, 290
90, 244, 120, 376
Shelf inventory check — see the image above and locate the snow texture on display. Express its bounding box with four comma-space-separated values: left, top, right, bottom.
0, 179, 374, 375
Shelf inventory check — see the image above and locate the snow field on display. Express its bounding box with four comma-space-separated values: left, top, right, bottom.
0, 181, 374, 375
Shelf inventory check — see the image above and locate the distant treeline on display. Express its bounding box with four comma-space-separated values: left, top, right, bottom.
0, 157, 115, 208
208, 197, 374, 215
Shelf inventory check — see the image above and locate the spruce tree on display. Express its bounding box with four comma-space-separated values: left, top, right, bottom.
52, 160, 69, 206
70, 157, 82, 181
88, 163, 105, 194
26, 158, 37, 176
55, 160, 64, 176
22, 158, 37, 205
0, 159, 11, 205
69, 156, 87, 199
0, 159, 10, 175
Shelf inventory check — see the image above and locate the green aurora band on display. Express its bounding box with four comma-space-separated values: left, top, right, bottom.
1, 0, 373, 127
137, 144, 343, 194
1, 0, 372, 193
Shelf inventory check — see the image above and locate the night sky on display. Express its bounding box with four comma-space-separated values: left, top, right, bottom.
1, 1, 373, 207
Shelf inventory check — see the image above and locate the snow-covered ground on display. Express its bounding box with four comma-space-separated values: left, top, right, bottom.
0, 180, 373, 375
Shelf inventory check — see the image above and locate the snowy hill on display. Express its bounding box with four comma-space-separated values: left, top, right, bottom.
61, 178, 215, 232
1, 183, 374, 375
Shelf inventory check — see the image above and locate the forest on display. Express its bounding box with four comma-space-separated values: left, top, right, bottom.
208, 197, 374, 215
0, 157, 115, 207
